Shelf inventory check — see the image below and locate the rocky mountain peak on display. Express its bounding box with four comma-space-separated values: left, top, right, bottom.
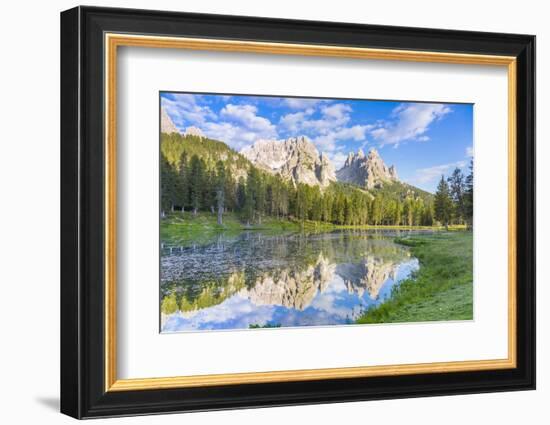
161, 108, 180, 134
184, 126, 204, 139
161, 108, 206, 139
367, 147, 379, 158
241, 136, 336, 188
336, 147, 399, 189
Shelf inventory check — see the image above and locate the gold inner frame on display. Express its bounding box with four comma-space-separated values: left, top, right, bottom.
104, 33, 517, 392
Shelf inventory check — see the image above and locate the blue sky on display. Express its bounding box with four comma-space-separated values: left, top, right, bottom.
161, 92, 473, 192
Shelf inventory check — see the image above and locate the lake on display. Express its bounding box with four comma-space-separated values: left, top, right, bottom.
160, 230, 425, 332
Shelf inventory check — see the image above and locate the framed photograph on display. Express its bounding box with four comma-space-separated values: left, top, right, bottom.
60, 6, 535, 419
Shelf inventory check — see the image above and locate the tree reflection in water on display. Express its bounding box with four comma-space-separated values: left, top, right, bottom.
160, 230, 422, 332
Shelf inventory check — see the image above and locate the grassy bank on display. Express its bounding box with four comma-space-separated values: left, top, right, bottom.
356, 231, 473, 324
161, 211, 302, 247
161, 211, 467, 248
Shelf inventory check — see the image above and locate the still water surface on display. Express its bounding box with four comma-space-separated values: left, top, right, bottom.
160, 230, 425, 332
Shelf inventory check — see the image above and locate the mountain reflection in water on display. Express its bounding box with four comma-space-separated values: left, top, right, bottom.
160, 230, 421, 332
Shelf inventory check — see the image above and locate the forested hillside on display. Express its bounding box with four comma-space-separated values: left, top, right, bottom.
160, 132, 472, 228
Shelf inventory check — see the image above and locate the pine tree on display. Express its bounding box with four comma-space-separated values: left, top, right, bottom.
188, 155, 203, 215
322, 192, 333, 223
160, 153, 176, 216
404, 197, 414, 226
255, 173, 266, 224
334, 193, 345, 225
434, 175, 453, 230
448, 167, 466, 224
343, 197, 352, 225
278, 181, 290, 218
393, 199, 402, 226
464, 159, 474, 228
413, 198, 424, 226
371, 196, 383, 226
422, 202, 434, 226
243, 177, 255, 226
236, 177, 246, 211
295, 184, 310, 223
245, 167, 266, 224
224, 173, 237, 213
358, 193, 369, 225
310, 187, 323, 222
202, 163, 215, 214
174, 151, 189, 211
215, 161, 226, 225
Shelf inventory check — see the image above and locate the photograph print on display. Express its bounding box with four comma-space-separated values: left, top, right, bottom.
159, 92, 474, 333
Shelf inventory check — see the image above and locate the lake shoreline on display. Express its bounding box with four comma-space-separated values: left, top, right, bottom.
356, 231, 473, 324
161, 225, 421, 332
161, 211, 466, 249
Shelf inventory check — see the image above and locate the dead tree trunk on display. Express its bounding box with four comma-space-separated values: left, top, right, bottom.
216, 189, 224, 225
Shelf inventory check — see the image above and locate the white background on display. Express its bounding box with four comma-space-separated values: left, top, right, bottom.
0, 0, 545, 424
118, 48, 508, 379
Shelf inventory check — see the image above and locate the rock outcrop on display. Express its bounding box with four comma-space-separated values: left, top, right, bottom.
184, 126, 204, 139
337, 257, 399, 300
161, 108, 180, 134
336, 148, 399, 189
161, 108, 205, 140
241, 136, 336, 188
243, 254, 336, 310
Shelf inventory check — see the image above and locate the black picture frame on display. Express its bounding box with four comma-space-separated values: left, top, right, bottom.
61, 5, 535, 419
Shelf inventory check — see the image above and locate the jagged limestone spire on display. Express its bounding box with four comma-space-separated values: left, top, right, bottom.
185, 126, 204, 139
161, 108, 180, 134
368, 147, 379, 157
336, 146, 399, 189
240, 136, 336, 188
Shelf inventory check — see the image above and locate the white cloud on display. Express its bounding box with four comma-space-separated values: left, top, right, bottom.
278, 108, 314, 133
282, 98, 326, 109
279, 103, 354, 137
161, 94, 216, 129
202, 122, 240, 143
321, 103, 352, 120
202, 122, 269, 151
371, 103, 451, 147
466, 146, 474, 157
163, 95, 457, 161
413, 160, 467, 185
162, 296, 277, 332
196, 103, 278, 150
313, 124, 372, 153
161, 98, 279, 150
330, 152, 350, 170
221, 104, 276, 133
279, 102, 373, 156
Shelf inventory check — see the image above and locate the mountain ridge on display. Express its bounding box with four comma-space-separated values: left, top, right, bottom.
161, 108, 180, 134
161, 108, 207, 139
240, 136, 336, 188
336, 148, 399, 190
160, 107, 430, 202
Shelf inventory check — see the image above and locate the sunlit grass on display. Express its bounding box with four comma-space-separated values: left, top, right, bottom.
160, 211, 302, 248
356, 231, 473, 324
161, 211, 465, 248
